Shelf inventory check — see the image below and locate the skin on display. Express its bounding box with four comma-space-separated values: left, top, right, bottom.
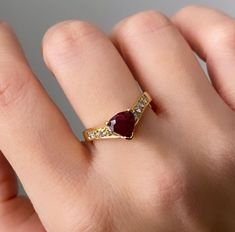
0, 4, 235, 232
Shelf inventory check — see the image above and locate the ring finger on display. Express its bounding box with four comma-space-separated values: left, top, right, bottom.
42, 20, 160, 154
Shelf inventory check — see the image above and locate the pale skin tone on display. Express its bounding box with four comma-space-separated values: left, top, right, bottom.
0, 4, 235, 232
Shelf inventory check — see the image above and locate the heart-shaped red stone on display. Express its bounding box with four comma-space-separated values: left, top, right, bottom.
107, 111, 135, 138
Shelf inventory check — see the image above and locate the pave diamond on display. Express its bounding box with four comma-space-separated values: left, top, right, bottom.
88, 132, 95, 140
131, 94, 150, 122
87, 126, 113, 140
136, 108, 142, 113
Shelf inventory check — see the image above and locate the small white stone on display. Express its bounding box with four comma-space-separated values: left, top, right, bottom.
106, 127, 112, 135
100, 129, 107, 137
142, 98, 148, 104
133, 112, 139, 120
139, 102, 145, 108
93, 131, 99, 137
89, 132, 95, 139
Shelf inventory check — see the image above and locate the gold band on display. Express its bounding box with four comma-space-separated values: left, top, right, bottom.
83, 92, 152, 141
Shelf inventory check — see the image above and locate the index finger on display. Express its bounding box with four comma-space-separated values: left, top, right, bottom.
0, 22, 89, 230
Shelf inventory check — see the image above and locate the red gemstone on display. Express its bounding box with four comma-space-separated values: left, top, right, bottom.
107, 111, 135, 138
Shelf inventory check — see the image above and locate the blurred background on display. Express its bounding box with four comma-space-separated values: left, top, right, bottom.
0, 0, 233, 193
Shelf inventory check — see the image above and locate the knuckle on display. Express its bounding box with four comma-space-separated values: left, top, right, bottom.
115, 10, 171, 38
44, 20, 98, 44
215, 131, 235, 163
210, 123, 234, 153
0, 64, 30, 108
205, 121, 235, 173
134, 163, 187, 212
156, 167, 187, 208
175, 4, 202, 18
43, 20, 102, 64
175, 5, 235, 51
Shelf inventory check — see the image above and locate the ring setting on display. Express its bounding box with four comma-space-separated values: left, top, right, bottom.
83, 92, 152, 141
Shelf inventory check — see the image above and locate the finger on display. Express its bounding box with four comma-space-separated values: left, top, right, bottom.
42, 20, 159, 150
0, 22, 89, 231
0, 151, 45, 231
111, 11, 233, 124
0, 152, 17, 203
172, 5, 235, 111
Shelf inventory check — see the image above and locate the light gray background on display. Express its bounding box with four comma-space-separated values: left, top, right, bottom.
0, 1, 233, 193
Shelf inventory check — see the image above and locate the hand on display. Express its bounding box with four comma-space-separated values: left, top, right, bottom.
0, 5, 235, 232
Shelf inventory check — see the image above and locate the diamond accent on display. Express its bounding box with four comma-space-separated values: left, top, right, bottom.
87, 125, 114, 140
130, 92, 151, 123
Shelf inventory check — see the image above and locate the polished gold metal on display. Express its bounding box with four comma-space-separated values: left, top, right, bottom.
83, 92, 152, 141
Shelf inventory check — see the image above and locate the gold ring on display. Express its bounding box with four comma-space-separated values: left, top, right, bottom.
83, 92, 152, 141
